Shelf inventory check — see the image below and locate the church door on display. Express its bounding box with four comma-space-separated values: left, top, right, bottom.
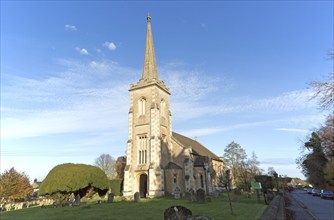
139, 174, 148, 198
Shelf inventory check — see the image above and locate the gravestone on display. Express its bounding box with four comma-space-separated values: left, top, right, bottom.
75, 194, 80, 206
69, 193, 75, 205
186, 189, 197, 203
134, 192, 140, 202
233, 188, 241, 195
108, 193, 114, 203
174, 187, 181, 199
164, 205, 192, 220
196, 189, 205, 203
213, 190, 220, 198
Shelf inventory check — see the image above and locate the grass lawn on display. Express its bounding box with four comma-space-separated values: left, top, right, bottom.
0, 193, 267, 220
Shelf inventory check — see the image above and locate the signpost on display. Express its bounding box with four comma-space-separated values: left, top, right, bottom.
251, 182, 262, 202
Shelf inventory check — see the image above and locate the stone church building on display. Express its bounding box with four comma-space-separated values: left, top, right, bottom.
123, 15, 223, 198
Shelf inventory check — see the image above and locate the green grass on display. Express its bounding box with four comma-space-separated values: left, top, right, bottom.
0, 193, 267, 220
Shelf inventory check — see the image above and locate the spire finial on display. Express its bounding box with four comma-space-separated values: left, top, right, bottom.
147, 12, 151, 22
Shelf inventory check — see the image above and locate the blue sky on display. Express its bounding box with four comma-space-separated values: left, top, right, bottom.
1, 1, 333, 181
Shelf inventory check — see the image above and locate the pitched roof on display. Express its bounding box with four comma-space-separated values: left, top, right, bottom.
165, 162, 182, 170
172, 132, 222, 161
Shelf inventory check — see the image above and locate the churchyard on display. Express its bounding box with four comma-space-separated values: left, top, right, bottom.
0, 192, 267, 220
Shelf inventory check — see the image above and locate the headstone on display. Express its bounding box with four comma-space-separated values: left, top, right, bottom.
174, 187, 181, 200
164, 205, 192, 220
96, 200, 103, 204
233, 188, 241, 195
134, 192, 140, 202
75, 194, 81, 206
213, 190, 220, 198
186, 189, 197, 203
108, 193, 114, 203
196, 189, 205, 203
69, 193, 75, 205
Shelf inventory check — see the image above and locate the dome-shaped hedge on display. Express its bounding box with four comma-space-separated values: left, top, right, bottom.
39, 163, 109, 197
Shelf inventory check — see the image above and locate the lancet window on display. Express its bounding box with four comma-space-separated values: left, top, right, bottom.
160, 99, 166, 117
138, 135, 148, 164
138, 98, 146, 116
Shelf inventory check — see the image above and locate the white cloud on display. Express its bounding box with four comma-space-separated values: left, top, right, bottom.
0, 59, 321, 140
276, 128, 309, 133
171, 89, 316, 121
65, 24, 77, 31
177, 115, 322, 138
76, 47, 89, 55
1, 59, 137, 139
103, 41, 117, 50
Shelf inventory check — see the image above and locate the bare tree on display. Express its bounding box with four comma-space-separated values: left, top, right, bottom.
308, 52, 334, 111
94, 154, 116, 180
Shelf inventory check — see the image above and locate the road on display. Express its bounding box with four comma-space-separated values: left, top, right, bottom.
290, 190, 334, 220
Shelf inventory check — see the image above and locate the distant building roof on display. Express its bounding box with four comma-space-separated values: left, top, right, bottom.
32, 181, 42, 189
172, 132, 222, 161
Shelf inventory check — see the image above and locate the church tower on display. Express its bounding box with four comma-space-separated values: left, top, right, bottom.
123, 14, 172, 198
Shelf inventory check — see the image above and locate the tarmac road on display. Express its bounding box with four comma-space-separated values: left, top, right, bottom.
290, 190, 334, 220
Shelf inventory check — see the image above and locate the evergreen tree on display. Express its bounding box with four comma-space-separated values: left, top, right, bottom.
39, 163, 109, 199
300, 132, 328, 186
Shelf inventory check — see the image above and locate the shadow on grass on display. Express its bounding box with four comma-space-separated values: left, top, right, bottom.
0, 195, 267, 220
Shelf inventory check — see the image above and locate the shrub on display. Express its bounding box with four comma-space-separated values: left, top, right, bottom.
39, 163, 109, 199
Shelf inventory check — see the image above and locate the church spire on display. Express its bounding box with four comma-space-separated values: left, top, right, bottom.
142, 13, 158, 81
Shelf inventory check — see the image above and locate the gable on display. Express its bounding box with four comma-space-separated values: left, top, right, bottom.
165, 162, 182, 170
172, 132, 222, 161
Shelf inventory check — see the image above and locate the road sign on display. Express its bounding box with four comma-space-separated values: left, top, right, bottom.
251, 182, 262, 189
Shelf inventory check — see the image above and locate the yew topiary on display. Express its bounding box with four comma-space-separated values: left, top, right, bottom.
39, 163, 109, 198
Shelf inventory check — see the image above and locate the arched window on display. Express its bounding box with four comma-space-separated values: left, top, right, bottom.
138, 135, 147, 164
160, 99, 166, 117
173, 174, 177, 190
138, 98, 146, 116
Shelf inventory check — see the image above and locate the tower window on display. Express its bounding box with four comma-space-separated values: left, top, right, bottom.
160, 99, 166, 117
138, 98, 146, 116
138, 135, 147, 164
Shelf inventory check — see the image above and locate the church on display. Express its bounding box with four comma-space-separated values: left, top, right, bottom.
123, 15, 223, 198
